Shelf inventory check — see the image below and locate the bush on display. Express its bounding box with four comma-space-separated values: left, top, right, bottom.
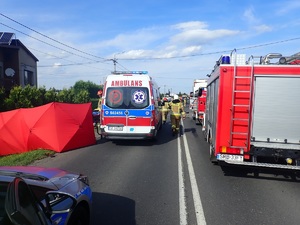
0, 80, 102, 112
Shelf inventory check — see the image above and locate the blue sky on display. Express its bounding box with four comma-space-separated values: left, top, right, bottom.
1, 0, 300, 94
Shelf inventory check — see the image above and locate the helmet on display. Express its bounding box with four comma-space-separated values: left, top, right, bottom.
163, 97, 168, 101
173, 94, 179, 100
97, 90, 103, 96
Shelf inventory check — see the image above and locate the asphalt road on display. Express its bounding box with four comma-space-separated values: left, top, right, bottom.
32, 113, 300, 225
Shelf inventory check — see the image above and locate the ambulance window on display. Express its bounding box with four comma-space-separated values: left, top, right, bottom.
106, 88, 124, 108
106, 87, 149, 109
130, 87, 149, 109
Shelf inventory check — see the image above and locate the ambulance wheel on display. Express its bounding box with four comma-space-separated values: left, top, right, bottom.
151, 136, 158, 142
159, 121, 163, 130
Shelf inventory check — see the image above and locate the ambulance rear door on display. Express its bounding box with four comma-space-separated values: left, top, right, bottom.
103, 86, 152, 134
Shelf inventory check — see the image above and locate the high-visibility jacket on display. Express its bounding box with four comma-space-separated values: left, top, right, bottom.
169, 99, 185, 119
97, 97, 103, 110
161, 101, 170, 112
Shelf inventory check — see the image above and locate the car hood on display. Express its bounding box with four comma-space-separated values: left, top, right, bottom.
0, 166, 80, 189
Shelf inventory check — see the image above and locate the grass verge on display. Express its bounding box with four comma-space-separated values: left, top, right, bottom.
0, 150, 55, 166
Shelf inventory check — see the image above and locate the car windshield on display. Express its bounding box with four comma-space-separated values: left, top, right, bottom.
105, 87, 149, 109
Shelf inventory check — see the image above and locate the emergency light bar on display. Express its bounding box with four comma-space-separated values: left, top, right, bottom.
112, 71, 148, 75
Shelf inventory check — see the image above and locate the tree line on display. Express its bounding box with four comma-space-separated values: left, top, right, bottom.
0, 80, 102, 112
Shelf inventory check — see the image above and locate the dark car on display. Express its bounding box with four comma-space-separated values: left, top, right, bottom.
0, 166, 92, 225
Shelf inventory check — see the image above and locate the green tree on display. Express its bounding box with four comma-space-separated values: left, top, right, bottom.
73, 89, 90, 103
25, 85, 43, 107
57, 88, 75, 103
0, 80, 101, 111
44, 88, 58, 103
5, 85, 43, 109
73, 80, 101, 99
3, 98, 15, 111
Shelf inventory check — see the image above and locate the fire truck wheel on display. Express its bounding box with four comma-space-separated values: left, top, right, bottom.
209, 144, 218, 164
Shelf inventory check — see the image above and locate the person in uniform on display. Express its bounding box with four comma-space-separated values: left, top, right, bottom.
161, 97, 170, 124
93, 90, 103, 135
169, 94, 185, 135
97, 90, 103, 110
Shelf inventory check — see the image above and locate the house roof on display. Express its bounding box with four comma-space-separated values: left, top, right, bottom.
0, 38, 39, 62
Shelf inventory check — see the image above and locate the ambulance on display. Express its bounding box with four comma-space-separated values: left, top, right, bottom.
100, 71, 162, 140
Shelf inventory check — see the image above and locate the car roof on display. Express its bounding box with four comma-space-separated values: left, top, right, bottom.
0, 166, 79, 190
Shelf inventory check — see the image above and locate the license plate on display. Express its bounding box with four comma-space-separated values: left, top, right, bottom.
108, 126, 123, 131
217, 154, 243, 162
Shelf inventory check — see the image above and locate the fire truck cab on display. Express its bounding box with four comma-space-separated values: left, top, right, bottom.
205, 50, 300, 170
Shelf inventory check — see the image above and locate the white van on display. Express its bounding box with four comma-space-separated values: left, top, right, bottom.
100, 71, 162, 140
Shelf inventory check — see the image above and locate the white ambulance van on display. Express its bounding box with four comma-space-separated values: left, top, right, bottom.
100, 71, 162, 140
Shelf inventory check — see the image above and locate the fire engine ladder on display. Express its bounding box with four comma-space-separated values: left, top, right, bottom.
229, 51, 254, 150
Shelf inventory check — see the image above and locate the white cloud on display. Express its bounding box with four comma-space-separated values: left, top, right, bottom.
120, 49, 150, 59
115, 44, 203, 59
172, 21, 208, 31
170, 22, 240, 46
243, 7, 258, 24
254, 25, 273, 33
181, 46, 202, 55
53, 63, 62, 68
87, 21, 240, 59
97, 27, 165, 50
242, 7, 272, 35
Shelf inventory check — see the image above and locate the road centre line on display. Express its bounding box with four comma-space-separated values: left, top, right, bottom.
178, 135, 187, 225
180, 120, 207, 225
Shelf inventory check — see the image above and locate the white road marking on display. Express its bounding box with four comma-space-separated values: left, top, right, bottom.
179, 120, 207, 225
178, 136, 187, 225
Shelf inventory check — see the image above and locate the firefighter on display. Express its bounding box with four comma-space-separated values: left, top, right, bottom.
161, 97, 170, 124
97, 90, 103, 110
93, 90, 103, 135
169, 94, 185, 135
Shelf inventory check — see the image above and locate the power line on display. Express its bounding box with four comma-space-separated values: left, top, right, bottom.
115, 61, 130, 71
28, 47, 109, 69
116, 37, 300, 61
1, 13, 300, 63
0, 13, 108, 61
0, 22, 108, 63
0, 13, 119, 70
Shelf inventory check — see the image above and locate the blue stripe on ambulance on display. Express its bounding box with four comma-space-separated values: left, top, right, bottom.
102, 105, 153, 117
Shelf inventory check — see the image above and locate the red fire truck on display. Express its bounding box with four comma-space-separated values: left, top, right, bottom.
204, 50, 300, 170
194, 87, 207, 126
190, 79, 207, 122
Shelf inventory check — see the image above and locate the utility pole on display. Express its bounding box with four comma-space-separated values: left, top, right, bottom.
112, 51, 125, 72
113, 57, 117, 72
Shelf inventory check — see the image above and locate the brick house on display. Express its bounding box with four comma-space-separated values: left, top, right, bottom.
0, 32, 38, 95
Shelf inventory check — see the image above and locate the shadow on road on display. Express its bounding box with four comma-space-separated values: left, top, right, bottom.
221, 165, 300, 182
95, 121, 182, 147
91, 192, 136, 225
